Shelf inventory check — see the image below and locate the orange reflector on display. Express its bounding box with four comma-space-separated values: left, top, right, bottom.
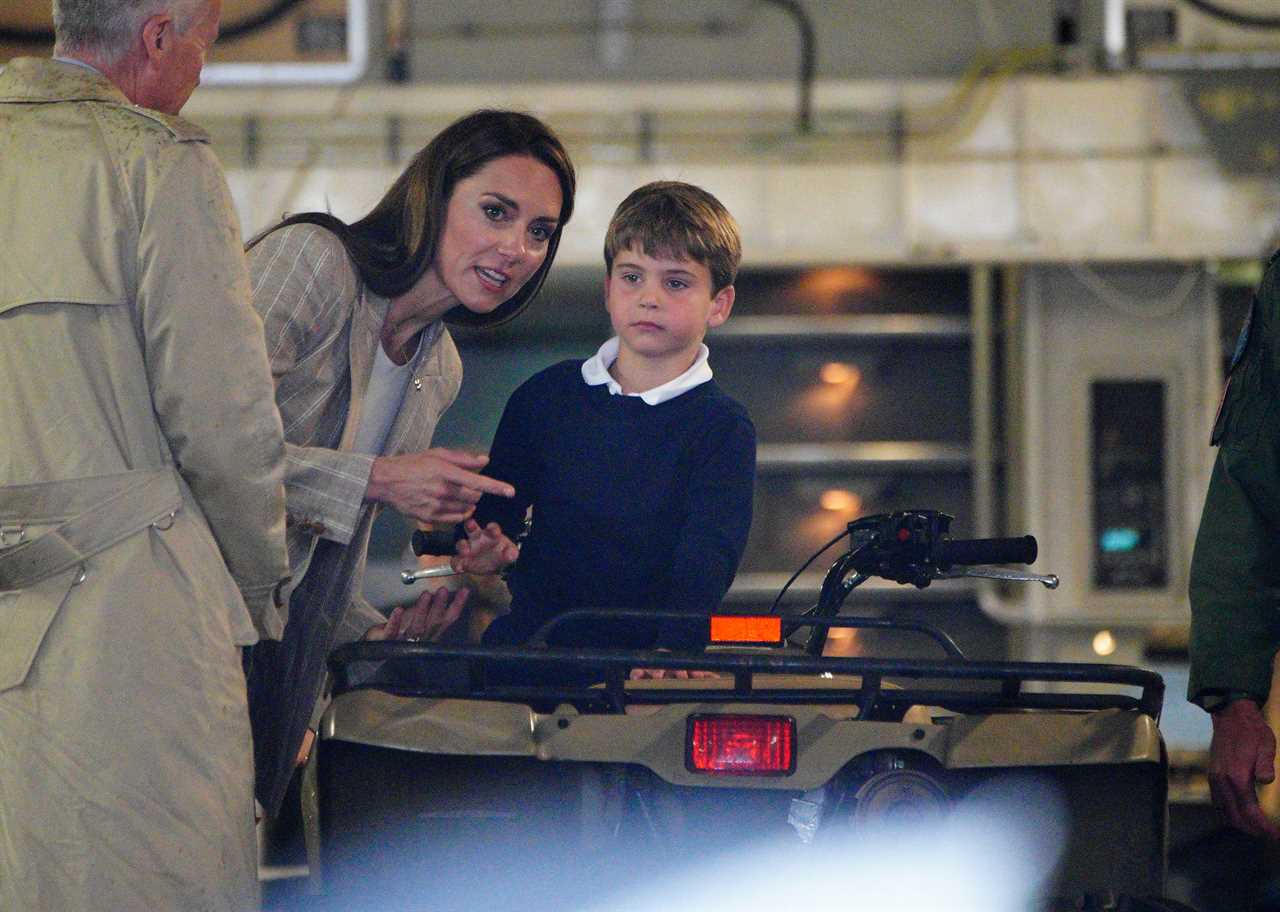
687, 714, 795, 776
710, 615, 782, 644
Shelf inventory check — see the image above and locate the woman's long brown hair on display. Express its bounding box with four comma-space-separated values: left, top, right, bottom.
252, 109, 576, 328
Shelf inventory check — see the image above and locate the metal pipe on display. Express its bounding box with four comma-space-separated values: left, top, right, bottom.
1181, 0, 1280, 30
0, 0, 310, 45
758, 0, 816, 134
1104, 0, 1128, 69
970, 265, 995, 541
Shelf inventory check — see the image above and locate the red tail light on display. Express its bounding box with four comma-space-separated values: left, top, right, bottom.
687, 714, 795, 776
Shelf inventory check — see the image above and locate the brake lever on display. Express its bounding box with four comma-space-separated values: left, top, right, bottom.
934, 567, 1060, 589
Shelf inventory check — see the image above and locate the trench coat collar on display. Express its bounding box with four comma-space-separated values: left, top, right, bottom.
0, 56, 130, 106
0, 57, 210, 141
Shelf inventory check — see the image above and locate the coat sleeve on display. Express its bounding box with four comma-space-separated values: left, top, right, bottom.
657, 406, 757, 647
1189, 264, 1280, 707
135, 141, 290, 619
305, 587, 387, 728
249, 224, 374, 545
329, 592, 385, 646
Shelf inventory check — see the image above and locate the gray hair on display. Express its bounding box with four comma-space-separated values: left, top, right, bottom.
53, 0, 207, 65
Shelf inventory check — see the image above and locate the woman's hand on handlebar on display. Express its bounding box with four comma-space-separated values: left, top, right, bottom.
451, 519, 519, 575
366, 448, 515, 524
365, 586, 470, 643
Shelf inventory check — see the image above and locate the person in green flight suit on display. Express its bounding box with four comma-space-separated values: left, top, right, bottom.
1189, 249, 1280, 839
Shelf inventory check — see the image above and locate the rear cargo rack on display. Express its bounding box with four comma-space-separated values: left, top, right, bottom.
329, 611, 1164, 721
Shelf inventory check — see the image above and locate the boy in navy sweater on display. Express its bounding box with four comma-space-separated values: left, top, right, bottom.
453, 181, 756, 667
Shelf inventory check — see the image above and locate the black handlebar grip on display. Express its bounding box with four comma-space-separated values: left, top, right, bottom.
934, 535, 1037, 567
411, 528, 458, 556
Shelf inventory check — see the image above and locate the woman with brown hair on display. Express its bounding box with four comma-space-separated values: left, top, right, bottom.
245, 109, 576, 815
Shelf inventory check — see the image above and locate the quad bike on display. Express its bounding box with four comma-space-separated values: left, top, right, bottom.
299, 511, 1188, 911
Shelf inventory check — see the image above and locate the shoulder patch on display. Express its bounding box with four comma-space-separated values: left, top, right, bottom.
112, 103, 210, 143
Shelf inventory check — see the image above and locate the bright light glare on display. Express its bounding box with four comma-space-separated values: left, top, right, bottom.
794, 267, 881, 312
819, 362, 861, 388
791, 366, 864, 430
819, 489, 862, 514
585, 774, 1068, 912
1092, 630, 1117, 657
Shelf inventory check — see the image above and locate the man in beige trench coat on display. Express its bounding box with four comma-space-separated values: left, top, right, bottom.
0, 1, 291, 909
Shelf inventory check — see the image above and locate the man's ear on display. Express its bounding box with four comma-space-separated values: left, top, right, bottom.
140, 13, 175, 64
706, 284, 735, 328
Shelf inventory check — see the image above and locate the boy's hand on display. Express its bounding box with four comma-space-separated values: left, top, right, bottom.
628, 667, 721, 680
365, 587, 470, 643
451, 519, 520, 575
629, 647, 720, 680
366, 448, 515, 525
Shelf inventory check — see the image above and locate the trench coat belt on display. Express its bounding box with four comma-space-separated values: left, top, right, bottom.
0, 468, 183, 591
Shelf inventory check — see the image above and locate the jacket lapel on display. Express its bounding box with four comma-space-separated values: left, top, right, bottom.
338, 287, 386, 451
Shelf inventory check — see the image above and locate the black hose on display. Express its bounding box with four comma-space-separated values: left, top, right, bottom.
1179, 0, 1280, 30
0, 23, 49, 44
0, 0, 311, 47
767, 527, 849, 614
757, 0, 816, 134
220, 0, 311, 41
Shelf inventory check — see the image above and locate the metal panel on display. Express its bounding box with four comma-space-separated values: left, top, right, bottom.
992, 262, 1215, 626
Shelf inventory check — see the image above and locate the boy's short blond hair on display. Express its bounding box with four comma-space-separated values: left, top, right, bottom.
603, 181, 742, 294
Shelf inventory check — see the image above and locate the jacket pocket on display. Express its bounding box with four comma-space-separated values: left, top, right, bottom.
0, 565, 81, 693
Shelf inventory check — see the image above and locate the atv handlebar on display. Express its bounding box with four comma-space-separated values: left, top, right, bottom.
841, 510, 1044, 587
933, 535, 1037, 568
802, 511, 1054, 654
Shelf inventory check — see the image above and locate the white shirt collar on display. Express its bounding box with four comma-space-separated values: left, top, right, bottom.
580, 337, 713, 406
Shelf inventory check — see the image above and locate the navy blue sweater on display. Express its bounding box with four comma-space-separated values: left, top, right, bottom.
473, 359, 756, 650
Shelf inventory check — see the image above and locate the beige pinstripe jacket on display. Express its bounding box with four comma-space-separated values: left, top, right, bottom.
248, 222, 462, 641
245, 222, 462, 812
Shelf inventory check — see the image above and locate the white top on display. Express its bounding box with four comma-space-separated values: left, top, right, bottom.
352, 325, 434, 455
579, 336, 713, 406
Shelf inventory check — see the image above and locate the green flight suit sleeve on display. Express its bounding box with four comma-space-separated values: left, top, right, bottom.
1188, 257, 1280, 707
